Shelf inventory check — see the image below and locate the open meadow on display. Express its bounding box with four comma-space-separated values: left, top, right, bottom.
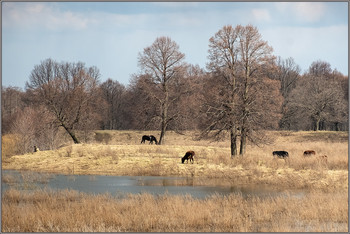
2, 130, 348, 190
2, 130, 349, 232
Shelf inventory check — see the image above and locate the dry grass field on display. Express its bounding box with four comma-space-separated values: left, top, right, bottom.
2, 130, 348, 190
2, 188, 348, 232
1, 130, 348, 232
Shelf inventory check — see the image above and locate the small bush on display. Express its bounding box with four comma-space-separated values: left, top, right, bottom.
65, 146, 73, 157
94, 132, 112, 144
2, 134, 20, 159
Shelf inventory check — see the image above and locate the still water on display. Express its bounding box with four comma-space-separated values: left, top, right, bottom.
2, 170, 305, 199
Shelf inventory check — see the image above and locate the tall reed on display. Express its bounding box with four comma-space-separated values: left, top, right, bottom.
2, 189, 347, 232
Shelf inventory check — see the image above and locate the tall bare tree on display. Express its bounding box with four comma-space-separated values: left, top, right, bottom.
138, 37, 185, 144
26, 58, 101, 144
205, 25, 242, 157
204, 24, 282, 157
237, 25, 276, 154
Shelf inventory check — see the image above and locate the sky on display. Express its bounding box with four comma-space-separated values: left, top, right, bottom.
2, 1, 348, 89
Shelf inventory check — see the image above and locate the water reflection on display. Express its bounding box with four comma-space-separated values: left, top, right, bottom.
2, 170, 305, 199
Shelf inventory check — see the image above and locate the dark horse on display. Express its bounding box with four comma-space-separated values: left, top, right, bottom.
272, 151, 289, 159
141, 135, 158, 145
303, 150, 316, 156
182, 151, 195, 164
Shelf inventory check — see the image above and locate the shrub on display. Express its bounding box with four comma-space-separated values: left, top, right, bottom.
2, 134, 20, 159
94, 132, 112, 144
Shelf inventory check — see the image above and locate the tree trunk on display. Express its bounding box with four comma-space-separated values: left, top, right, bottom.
230, 126, 238, 158
335, 122, 340, 131
239, 128, 247, 155
315, 117, 321, 131
159, 100, 167, 145
62, 124, 80, 144
158, 83, 169, 145
159, 122, 166, 145
239, 64, 249, 155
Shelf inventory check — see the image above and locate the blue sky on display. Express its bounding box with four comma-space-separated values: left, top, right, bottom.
2, 1, 348, 89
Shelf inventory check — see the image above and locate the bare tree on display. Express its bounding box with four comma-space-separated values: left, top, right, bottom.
26, 58, 101, 144
1, 86, 25, 134
205, 25, 242, 157
10, 105, 66, 152
126, 73, 160, 130
274, 57, 301, 98
100, 79, 126, 130
270, 57, 301, 130
203, 24, 281, 157
286, 61, 347, 131
138, 37, 186, 144
308, 60, 332, 77
237, 24, 277, 155
174, 64, 208, 131
9, 107, 37, 154
331, 70, 349, 131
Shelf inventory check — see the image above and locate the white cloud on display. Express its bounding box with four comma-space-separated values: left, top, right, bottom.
251, 9, 271, 22
2, 2, 94, 30
293, 2, 326, 23
3, 2, 201, 32
26, 3, 45, 14
275, 2, 326, 23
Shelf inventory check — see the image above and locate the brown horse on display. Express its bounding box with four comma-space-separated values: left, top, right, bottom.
182, 151, 195, 164
303, 150, 316, 156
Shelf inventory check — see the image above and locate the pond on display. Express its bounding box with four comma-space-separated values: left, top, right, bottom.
2, 170, 305, 199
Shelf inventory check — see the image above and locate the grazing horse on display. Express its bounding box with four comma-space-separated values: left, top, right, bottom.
272, 151, 289, 159
303, 150, 316, 156
141, 135, 158, 145
149, 135, 158, 145
182, 151, 195, 164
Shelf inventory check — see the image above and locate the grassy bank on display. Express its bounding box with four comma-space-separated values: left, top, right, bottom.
2, 188, 347, 232
2, 130, 348, 190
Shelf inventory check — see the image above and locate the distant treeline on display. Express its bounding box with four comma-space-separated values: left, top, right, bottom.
2, 25, 348, 155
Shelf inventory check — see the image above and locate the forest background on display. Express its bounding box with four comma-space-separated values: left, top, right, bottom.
2, 24, 348, 157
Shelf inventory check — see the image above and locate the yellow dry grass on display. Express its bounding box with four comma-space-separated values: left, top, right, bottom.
2, 188, 348, 232
2, 130, 348, 232
2, 130, 348, 190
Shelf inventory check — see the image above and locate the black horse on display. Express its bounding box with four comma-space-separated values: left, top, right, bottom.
141, 135, 158, 145
272, 151, 289, 159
